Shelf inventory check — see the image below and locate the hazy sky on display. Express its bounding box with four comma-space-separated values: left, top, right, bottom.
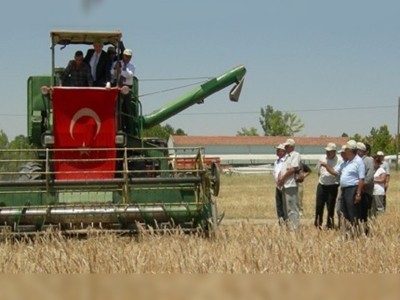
0, 0, 399, 140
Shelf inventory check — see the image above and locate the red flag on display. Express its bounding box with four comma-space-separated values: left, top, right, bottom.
52, 87, 119, 180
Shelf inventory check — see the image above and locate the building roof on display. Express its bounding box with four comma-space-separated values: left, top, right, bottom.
169, 135, 349, 146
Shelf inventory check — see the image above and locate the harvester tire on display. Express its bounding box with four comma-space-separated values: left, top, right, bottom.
210, 162, 220, 196
18, 162, 43, 181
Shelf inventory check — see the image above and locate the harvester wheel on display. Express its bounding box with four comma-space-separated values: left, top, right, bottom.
18, 162, 43, 181
210, 161, 220, 196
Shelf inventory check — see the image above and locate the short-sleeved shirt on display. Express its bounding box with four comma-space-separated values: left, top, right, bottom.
280, 150, 301, 188
273, 155, 287, 184
335, 155, 365, 187
373, 167, 386, 196
381, 161, 390, 176
316, 155, 342, 185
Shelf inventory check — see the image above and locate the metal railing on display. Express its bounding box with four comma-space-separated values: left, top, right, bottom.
0, 146, 208, 203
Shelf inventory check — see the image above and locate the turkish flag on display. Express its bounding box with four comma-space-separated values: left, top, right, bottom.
52, 87, 119, 180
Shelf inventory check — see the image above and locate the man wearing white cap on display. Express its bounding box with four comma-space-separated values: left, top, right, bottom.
273, 144, 287, 223
376, 151, 390, 210
277, 138, 302, 230
315, 142, 342, 229
320, 140, 365, 228
357, 142, 374, 227
111, 48, 136, 132
111, 48, 135, 88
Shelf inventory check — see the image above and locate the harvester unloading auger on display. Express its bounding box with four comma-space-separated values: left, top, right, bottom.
0, 30, 246, 234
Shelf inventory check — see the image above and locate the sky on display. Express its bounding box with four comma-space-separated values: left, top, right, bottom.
0, 0, 399, 140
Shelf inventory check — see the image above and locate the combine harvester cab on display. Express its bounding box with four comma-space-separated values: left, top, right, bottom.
0, 30, 246, 234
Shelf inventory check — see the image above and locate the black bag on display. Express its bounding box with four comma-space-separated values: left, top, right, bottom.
295, 170, 305, 183
295, 161, 305, 183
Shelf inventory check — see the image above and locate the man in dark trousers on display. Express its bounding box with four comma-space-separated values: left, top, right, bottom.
84, 38, 111, 87
273, 143, 287, 224
320, 140, 365, 233
314, 142, 342, 229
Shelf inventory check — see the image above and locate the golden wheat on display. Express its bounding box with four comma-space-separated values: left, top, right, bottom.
0, 171, 398, 273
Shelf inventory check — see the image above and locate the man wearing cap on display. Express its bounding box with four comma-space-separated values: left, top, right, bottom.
357, 142, 374, 226
277, 138, 302, 230
273, 144, 287, 224
111, 49, 136, 132
111, 49, 135, 88
84, 38, 112, 87
376, 151, 390, 210
320, 140, 365, 228
314, 142, 342, 229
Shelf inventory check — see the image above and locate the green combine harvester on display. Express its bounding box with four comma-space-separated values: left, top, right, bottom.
0, 30, 246, 234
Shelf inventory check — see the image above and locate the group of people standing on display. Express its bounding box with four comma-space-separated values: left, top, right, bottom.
60, 38, 135, 88
60, 38, 136, 132
273, 138, 390, 232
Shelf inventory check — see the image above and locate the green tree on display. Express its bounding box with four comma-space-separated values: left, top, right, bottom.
364, 125, 396, 155
284, 112, 305, 136
351, 133, 362, 141
259, 105, 304, 136
143, 123, 187, 140
341, 132, 349, 137
0, 132, 34, 180
236, 127, 260, 136
175, 128, 187, 136
0, 129, 9, 149
9, 135, 30, 149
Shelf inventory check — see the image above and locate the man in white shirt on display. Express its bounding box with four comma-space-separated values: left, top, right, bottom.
315, 142, 342, 229
111, 48, 135, 87
278, 138, 302, 230
110, 49, 136, 133
273, 144, 286, 224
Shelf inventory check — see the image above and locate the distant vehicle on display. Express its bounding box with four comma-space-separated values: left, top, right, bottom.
384, 154, 400, 166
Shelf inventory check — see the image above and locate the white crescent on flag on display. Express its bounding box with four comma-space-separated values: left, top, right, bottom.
69, 108, 101, 140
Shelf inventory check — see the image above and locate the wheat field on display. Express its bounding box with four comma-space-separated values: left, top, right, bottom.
0, 171, 399, 273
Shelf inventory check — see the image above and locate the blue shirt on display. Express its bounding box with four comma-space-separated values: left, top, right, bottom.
335, 155, 365, 187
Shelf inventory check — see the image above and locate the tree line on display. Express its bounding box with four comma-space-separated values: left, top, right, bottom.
236, 105, 397, 156
0, 107, 397, 157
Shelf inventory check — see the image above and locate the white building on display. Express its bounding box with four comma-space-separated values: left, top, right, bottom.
168, 136, 349, 167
